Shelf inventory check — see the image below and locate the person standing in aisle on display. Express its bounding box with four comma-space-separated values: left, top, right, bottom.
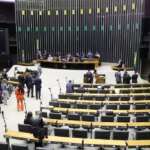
25, 73, 34, 97
15, 84, 25, 111
35, 76, 42, 100
131, 71, 138, 83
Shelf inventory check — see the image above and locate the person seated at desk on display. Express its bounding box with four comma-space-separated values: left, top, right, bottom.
47, 54, 53, 62
123, 70, 131, 84
75, 52, 81, 62
31, 112, 47, 147
131, 70, 138, 83
95, 51, 101, 59
42, 50, 48, 59
116, 58, 123, 68
37, 50, 42, 59
66, 53, 72, 62
66, 80, 74, 93
87, 51, 93, 59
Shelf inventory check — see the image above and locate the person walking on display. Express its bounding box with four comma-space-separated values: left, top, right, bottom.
34, 77, 42, 100
15, 84, 25, 111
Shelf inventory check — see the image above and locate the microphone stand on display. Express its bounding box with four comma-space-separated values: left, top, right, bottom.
1, 111, 7, 132
57, 79, 62, 94
39, 98, 42, 113
24, 99, 27, 117
1, 109, 10, 150
48, 88, 53, 101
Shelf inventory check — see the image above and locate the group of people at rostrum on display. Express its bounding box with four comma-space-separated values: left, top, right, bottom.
15, 68, 42, 111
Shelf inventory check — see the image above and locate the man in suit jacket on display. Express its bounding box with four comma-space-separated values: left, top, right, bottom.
34, 77, 42, 100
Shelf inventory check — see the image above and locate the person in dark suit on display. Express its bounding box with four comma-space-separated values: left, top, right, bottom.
132, 71, 138, 83
115, 70, 122, 84
34, 77, 42, 100
123, 70, 131, 84
66, 80, 74, 93
25, 73, 34, 97
85, 70, 93, 83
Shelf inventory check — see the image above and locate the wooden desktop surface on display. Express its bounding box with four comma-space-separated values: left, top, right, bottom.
4, 130, 150, 147
45, 106, 150, 114
44, 118, 150, 127
60, 93, 150, 97
57, 99, 150, 104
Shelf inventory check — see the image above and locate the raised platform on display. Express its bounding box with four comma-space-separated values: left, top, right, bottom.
37, 58, 99, 70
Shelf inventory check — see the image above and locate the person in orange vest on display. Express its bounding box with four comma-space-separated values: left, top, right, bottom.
15, 84, 25, 111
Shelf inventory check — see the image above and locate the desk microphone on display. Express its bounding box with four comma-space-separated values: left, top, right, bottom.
48, 88, 53, 101
56, 79, 62, 94
1, 111, 8, 132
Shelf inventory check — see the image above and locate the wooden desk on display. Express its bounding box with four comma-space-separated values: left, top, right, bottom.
84, 138, 126, 146
127, 140, 150, 147
4, 130, 126, 147
73, 83, 150, 88
44, 118, 150, 128
43, 106, 150, 114
4, 131, 150, 147
4, 130, 38, 142
37, 59, 99, 70
73, 87, 150, 94
57, 99, 150, 105
59, 93, 150, 99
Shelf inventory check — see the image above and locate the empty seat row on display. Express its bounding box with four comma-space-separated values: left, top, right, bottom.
54, 127, 150, 140
49, 101, 150, 110
59, 94, 150, 101
106, 104, 150, 110
49, 101, 102, 109
42, 112, 150, 123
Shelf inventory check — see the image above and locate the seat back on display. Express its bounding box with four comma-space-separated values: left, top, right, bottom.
136, 131, 150, 140
135, 104, 146, 110
11, 144, 28, 150
81, 115, 95, 122
67, 114, 80, 120
49, 112, 61, 119
41, 112, 47, 118
117, 116, 130, 122
119, 104, 130, 110
109, 96, 120, 101
18, 124, 32, 133
49, 102, 59, 107
54, 128, 69, 137
72, 129, 87, 138
94, 130, 110, 139
133, 95, 145, 100
113, 131, 129, 140
136, 116, 149, 122
0, 142, 9, 150
106, 104, 117, 110
120, 96, 130, 101
101, 116, 114, 122
60, 103, 70, 108
77, 104, 87, 109
89, 104, 101, 110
